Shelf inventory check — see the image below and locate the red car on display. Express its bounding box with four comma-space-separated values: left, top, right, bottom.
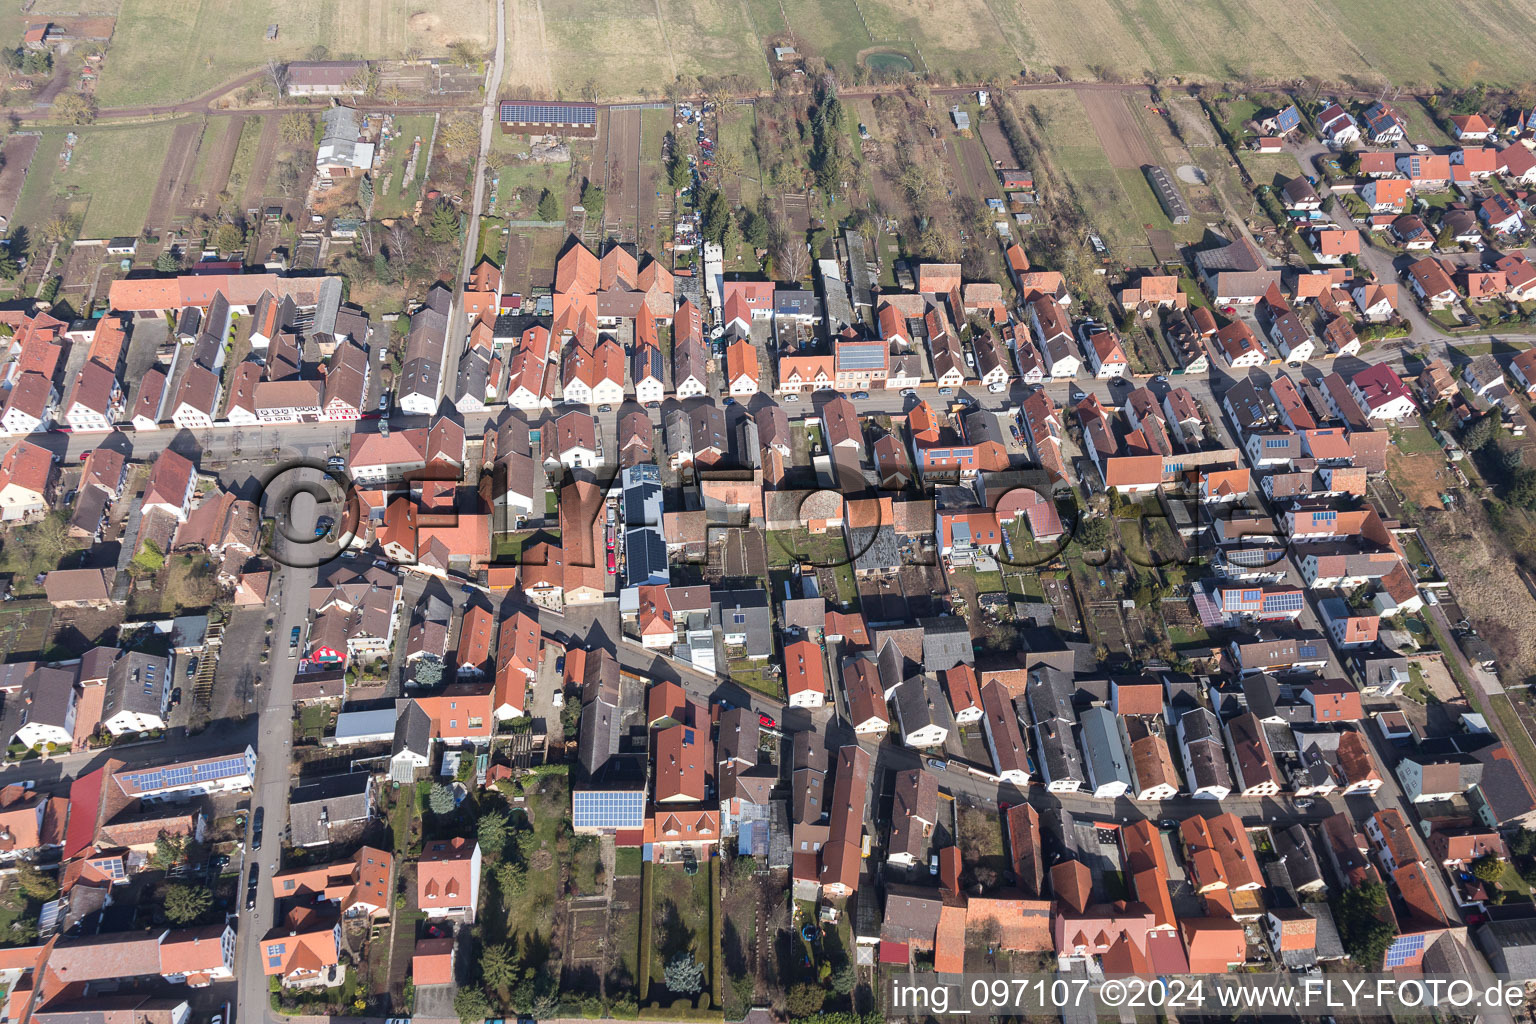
758, 713, 776, 728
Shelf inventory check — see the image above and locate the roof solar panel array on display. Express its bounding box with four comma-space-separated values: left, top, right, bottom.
572, 789, 644, 829
500, 103, 597, 126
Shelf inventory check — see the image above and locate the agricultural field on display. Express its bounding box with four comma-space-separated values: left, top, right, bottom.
95, 0, 493, 108
522, 0, 680, 101
1019, 89, 1203, 251
512, 0, 1536, 101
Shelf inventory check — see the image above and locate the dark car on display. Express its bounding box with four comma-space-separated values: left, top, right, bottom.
252, 807, 264, 851
245, 864, 259, 910
184, 656, 198, 679
169, 687, 182, 709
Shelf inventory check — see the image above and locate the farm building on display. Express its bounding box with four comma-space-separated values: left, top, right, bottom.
1144, 165, 1190, 225
499, 102, 598, 137
284, 61, 368, 97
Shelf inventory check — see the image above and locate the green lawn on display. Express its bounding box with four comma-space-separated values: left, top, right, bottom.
52, 123, 178, 238
1391, 423, 1442, 456
375, 115, 437, 219
726, 656, 782, 701
649, 862, 714, 999
223, 117, 263, 201
767, 528, 851, 568
615, 847, 643, 877
1402, 665, 1438, 705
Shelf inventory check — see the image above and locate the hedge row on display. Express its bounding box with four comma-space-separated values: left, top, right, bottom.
709, 857, 723, 1011
638, 860, 655, 1004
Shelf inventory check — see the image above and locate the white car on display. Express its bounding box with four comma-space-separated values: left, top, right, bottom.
783, 393, 800, 402
987, 382, 1006, 393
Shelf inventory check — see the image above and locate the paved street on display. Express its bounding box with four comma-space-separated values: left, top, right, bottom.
235, 478, 322, 1024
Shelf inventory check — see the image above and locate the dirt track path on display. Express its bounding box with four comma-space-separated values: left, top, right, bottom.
145, 119, 203, 231
200, 115, 246, 208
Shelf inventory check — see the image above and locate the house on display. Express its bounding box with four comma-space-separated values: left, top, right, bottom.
1268, 310, 1314, 363
1462, 353, 1507, 399
1026, 668, 1084, 793
262, 908, 343, 987
1317, 104, 1360, 145
808, 744, 870, 898
841, 657, 890, 736
0, 372, 57, 436
1499, 253, 1536, 301
1480, 194, 1524, 235
1281, 177, 1321, 210
1079, 706, 1132, 798
99, 650, 172, 736
417, 838, 481, 922
1177, 708, 1233, 799
1362, 178, 1411, 214
1348, 364, 1415, 421
1362, 102, 1407, 144
1395, 753, 1481, 803
1500, 143, 1536, 186
1215, 321, 1265, 368
892, 676, 953, 749
887, 770, 938, 867
1509, 349, 1536, 398
1427, 827, 1506, 868
1310, 228, 1360, 265
288, 773, 374, 847
1223, 713, 1281, 797
1084, 330, 1128, 379
270, 846, 393, 917
1397, 153, 1451, 189
1353, 282, 1399, 322
143, 449, 197, 522
169, 365, 220, 429
0, 440, 56, 520
1180, 812, 1262, 891
1452, 113, 1495, 141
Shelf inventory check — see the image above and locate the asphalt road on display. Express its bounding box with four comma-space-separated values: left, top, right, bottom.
234, 475, 323, 1024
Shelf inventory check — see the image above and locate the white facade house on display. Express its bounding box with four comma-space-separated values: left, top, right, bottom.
675, 370, 707, 399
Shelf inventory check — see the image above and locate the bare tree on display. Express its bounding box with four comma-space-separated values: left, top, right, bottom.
264, 60, 286, 96
776, 238, 809, 282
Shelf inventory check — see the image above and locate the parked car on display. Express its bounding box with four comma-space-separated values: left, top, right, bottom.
245, 865, 259, 910
987, 382, 1006, 393
598, 405, 612, 413
252, 807, 264, 850
757, 712, 776, 728
184, 657, 198, 679
938, 387, 953, 396
169, 687, 182, 708
851, 391, 870, 400
929, 854, 939, 875
783, 394, 800, 402
926, 758, 947, 772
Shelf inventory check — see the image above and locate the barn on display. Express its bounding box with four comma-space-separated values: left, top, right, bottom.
499, 101, 599, 137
